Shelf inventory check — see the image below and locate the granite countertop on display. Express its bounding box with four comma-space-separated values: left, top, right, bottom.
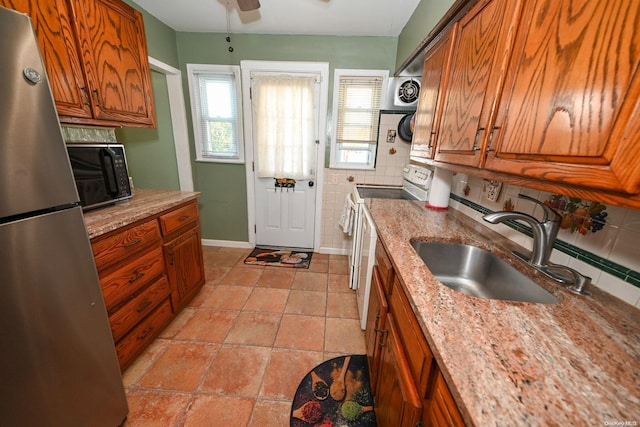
366, 198, 640, 426
83, 188, 201, 239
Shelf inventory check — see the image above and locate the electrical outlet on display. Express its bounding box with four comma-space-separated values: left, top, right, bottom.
485, 180, 502, 202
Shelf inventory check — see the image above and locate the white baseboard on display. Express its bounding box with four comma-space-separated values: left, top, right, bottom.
201, 239, 252, 249
317, 246, 350, 256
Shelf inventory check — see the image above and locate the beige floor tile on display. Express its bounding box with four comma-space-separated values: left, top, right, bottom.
222, 266, 264, 286
292, 271, 328, 291
244, 288, 290, 313
200, 345, 271, 397
225, 311, 282, 346
175, 309, 239, 342
256, 267, 295, 288
328, 273, 351, 293
326, 292, 360, 319
324, 318, 366, 354
182, 395, 255, 427
248, 400, 292, 427
284, 290, 327, 316
139, 341, 219, 391
122, 339, 170, 388
260, 348, 323, 400
204, 265, 231, 284
275, 314, 325, 351
328, 256, 350, 274
307, 257, 329, 273
158, 307, 197, 339
187, 283, 217, 307
200, 285, 252, 310
124, 390, 190, 427
123, 247, 368, 425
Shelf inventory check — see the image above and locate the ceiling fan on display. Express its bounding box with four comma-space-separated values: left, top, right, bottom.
236, 0, 260, 11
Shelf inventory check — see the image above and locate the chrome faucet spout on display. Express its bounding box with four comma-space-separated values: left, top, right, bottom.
482, 194, 561, 267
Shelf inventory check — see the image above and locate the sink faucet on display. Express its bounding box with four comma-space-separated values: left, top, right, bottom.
483, 194, 592, 295
483, 194, 560, 267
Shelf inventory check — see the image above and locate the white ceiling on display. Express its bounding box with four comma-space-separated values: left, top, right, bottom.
133, 0, 421, 37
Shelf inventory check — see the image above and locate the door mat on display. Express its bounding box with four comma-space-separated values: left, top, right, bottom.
244, 248, 313, 268
290, 355, 376, 427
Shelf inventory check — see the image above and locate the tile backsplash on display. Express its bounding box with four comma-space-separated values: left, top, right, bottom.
449, 172, 640, 308
321, 113, 411, 253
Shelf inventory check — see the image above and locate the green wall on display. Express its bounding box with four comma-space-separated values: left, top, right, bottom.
122, 0, 455, 243
177, 32, 398, 242
396, 0, 456, 72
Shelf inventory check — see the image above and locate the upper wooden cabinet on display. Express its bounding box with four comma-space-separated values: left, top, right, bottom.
484, 0, 640, 195
2, 0, 93, 119
410, 26, 455, 162
1, 0, 156, 127
435, 0, 523, 166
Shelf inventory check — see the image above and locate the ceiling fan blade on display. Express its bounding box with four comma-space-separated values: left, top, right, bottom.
237, 0, 260, 11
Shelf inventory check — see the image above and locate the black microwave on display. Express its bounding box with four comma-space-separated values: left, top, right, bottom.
66, 143, 133, 211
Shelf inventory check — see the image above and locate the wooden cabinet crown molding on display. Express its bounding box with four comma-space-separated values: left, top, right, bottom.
1, 0, 156, 128
409, 0, 640, 210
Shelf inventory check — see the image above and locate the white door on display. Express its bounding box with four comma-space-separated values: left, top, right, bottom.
249, 71, 322, 249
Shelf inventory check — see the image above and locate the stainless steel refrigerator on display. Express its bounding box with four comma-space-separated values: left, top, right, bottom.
0, 7, 128, 426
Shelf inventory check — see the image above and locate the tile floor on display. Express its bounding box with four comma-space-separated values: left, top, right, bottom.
122, 246, 366, 427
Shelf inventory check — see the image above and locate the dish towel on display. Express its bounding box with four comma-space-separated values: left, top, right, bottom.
338, 194, 356, 235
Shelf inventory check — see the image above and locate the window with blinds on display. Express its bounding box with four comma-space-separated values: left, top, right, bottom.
187, 64, 244, 163
330, 69, 388, 169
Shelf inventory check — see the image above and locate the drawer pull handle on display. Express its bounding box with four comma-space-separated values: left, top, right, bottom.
129, 272, 145, 284
137, 325, 154, 341
179, 215, 190, 222
137, 300, 152, 312
124, 239, 142, 248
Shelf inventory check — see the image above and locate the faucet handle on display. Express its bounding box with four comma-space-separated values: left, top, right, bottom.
518, 194, 561, 222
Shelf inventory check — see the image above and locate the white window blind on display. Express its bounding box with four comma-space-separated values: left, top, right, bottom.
330, 69, 388, 169
187, 64, 244, 163
335, 76, 383, 145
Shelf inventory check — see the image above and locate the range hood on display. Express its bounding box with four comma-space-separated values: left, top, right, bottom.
382, 76, 421, 111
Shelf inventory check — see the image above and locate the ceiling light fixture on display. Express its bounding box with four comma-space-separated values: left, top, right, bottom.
225, 1, 233, 52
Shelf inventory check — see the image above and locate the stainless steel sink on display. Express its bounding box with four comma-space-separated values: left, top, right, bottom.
411, 241, 558, 304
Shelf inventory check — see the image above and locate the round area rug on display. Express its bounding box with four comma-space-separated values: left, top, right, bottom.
290, 355, 376, 427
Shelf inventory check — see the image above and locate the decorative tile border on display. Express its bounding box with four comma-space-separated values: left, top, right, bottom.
450, 193, 640, 289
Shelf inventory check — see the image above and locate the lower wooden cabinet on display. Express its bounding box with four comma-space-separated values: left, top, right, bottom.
368, 238, 465, 427
91, 199, 204, 370
365, 266, 388, 396
164, 226, 205, 311
429, 370, 466, 426
375, 313, 422, 427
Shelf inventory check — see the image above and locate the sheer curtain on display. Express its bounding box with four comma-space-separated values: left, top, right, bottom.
252, 74, 317, 180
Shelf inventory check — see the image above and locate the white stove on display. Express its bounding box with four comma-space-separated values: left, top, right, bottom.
346, 164, 434, 330
353, 164, 434, 202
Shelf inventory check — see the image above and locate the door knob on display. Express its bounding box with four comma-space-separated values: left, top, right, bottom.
309, 181, 314, 187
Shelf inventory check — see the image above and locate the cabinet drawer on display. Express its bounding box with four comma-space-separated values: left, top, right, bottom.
92, 219, 161, 271
158, 202, 198, 236
100, 247, 165, 311
390, 277, 434, 397
115, 298, 173, 369
109, 275, 171, 342
375, 239, 394, 296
